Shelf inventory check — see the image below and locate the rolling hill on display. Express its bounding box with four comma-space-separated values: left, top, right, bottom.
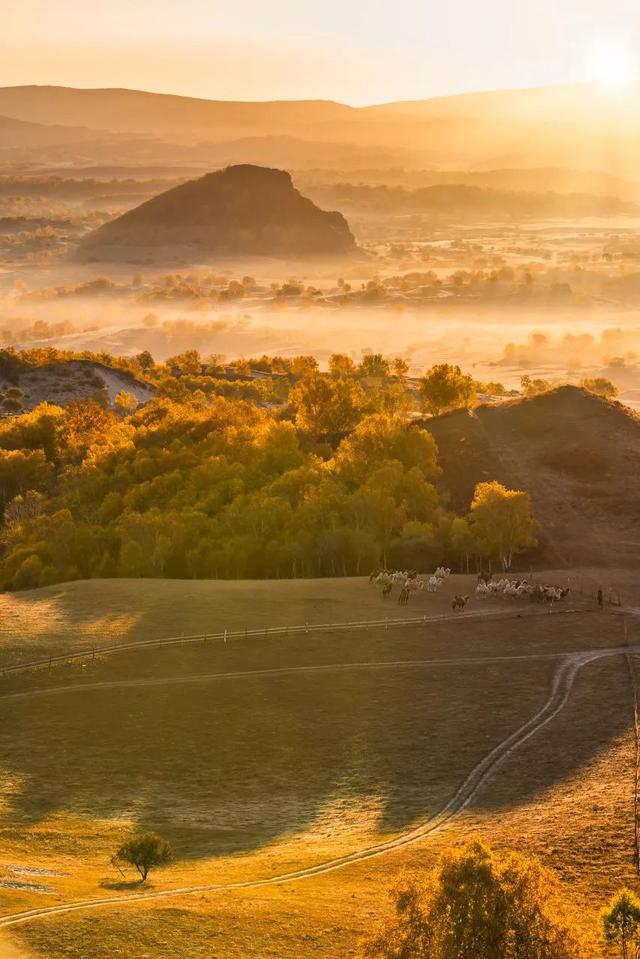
425, 386, 640, 568
2, 83, 640, 175
0, 86, 355, 140
0, 113, 97, 148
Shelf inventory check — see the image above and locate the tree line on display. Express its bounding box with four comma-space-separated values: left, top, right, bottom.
0, 349, 540, 590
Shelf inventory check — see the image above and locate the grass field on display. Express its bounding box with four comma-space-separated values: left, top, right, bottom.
0, 574, 636, 958
0, 567, 630, 666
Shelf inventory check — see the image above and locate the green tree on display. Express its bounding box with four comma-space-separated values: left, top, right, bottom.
449, 515, 477, 573
420, 363, 476, 415
602, 890, 640, 959
362, 841, 589, 959
0, 449, 52, 511
113, 832, 173, 882
469, 481, 537, 570
13, 554, 44, 590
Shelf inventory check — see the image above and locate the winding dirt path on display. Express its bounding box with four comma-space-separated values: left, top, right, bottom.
0, 645, 623, 928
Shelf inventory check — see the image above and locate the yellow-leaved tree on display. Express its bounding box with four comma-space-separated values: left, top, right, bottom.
361, 841, 590, 959
469, 480, 537, 570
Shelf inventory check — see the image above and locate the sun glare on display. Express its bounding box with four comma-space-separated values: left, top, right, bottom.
588, 41, 635, 89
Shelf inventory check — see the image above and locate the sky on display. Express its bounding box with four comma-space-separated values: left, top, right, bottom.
2, 0, 640, 104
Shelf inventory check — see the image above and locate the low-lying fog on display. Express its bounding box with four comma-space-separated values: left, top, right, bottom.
2, 288, 640, 396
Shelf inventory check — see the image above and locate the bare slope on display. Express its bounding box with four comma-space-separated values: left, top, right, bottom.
425, 387, 640, 567
0, 360, 154, 412
76, 164, 357, 261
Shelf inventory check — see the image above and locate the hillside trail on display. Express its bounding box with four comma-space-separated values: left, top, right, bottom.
0, 644, 623, 930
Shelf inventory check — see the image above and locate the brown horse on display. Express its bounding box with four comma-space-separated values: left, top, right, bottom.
451, 594, 470, 611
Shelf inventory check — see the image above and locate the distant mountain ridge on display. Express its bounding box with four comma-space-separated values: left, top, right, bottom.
2, 83, 640, 176
0, 112, 96, 147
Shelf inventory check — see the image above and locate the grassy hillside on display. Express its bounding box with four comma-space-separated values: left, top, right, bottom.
0, 596, 633, 957
425, 387, 640, 567
0, 570, 615, 666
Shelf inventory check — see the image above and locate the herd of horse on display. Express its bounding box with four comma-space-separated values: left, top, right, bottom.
369, 567, 569, 612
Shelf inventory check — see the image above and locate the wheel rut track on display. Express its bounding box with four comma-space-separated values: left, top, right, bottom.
0, 646, 623, 928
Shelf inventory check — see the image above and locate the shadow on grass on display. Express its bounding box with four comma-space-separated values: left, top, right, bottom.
99, 877, 147, 891
0, 651, 630, 863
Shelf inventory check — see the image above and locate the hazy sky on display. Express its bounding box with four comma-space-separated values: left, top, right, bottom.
3, 0, 640, 103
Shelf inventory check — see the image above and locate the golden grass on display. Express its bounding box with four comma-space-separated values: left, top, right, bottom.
0, 569, 611, 666
0, 576, 634, 957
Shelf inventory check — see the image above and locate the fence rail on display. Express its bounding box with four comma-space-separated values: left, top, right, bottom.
0, 605, 586, 680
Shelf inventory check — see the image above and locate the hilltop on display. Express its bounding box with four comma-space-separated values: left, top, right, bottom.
425, 386, 640, 568
76, 164, 358, 261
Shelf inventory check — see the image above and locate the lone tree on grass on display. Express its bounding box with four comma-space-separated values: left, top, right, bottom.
469, 480, 537, 570
603, 889, 640, 959
361, 840, 589, 959
420, 363, 476, 416
113, 832, 173, 882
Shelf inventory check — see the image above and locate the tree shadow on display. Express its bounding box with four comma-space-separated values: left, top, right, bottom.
99, 877, 146, 891
0, 653, 630, 863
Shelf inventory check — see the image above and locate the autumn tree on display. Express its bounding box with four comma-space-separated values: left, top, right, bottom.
165, 349, 202, 375
335, 414, 439, 485
420, 363, 476, 415
521, 374, 553, 395
329, 353, 356, 377
114, 391, 138, 415
579, 377, 618, 399
359, 353, 390, 379
392, 357, 410, 380
602, 890, 640, 959
469, 481, 537, 570
290, 371, 367, 436
113, 832, 173, 882
290, 355, 318, 378
362, 841, 589, 959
